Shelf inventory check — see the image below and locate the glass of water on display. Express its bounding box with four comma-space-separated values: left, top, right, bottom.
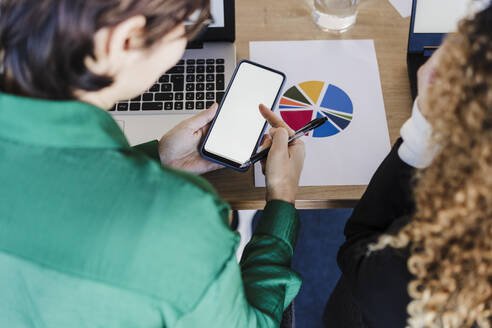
313, 0, 360, 33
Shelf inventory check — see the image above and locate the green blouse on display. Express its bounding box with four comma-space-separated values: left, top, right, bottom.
0, 92, 301, 327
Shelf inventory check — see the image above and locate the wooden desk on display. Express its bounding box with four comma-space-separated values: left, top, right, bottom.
204, 0, 413, 210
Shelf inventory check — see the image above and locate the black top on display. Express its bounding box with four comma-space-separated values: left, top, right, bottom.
330, 139, 417, 328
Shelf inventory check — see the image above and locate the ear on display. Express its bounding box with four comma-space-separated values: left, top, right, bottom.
108, 15, 147, 56
85, 15, 147, 75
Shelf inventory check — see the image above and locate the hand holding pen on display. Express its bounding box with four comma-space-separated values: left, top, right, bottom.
241, 107, 327, 168
256, 104, 307, 204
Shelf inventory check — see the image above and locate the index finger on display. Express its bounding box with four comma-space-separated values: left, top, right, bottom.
259, 104, 295, 136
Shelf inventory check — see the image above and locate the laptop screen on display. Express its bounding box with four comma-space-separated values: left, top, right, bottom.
414, 0, 489, 33
186, 0, 234, 42
210, 0, 225, 28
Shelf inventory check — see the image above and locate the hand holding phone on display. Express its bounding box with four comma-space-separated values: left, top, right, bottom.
158, 104, 223, 175
200, 60, 286, 171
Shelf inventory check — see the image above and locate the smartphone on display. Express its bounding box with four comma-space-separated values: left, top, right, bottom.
200, 60, 286, 171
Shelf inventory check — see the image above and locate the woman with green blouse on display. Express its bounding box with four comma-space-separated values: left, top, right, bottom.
0, 0, 305, 327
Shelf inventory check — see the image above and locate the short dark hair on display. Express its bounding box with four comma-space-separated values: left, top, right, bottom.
0, 0, 209, 100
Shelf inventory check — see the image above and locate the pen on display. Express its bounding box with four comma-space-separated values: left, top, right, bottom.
240, 116, 328, 168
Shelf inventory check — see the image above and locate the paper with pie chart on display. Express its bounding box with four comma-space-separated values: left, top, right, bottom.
279, 81, 354, 138
250, 40, 391, 187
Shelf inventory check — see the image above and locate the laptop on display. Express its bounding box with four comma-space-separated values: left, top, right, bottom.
111, 0, 236, 146
407, 0, 489, 99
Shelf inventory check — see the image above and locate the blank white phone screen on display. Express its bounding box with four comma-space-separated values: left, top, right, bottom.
204, 62, 284, 164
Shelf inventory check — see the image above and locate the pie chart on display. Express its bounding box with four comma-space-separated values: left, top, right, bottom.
279, 81, 353, 138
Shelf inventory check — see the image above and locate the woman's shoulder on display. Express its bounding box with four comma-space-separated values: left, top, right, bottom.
102, 147, 234, 245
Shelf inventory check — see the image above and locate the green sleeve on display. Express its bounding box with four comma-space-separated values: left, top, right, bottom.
174, 200, 301, 328
132, 140, 160, 162
254, 200, 301, 251
240, 200, 302, 313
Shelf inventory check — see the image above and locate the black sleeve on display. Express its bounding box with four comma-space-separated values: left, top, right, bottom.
336, 139, 416, 327
342, 138, 415, 246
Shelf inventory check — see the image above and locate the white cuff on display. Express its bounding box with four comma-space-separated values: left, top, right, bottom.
398, 99, 439, 168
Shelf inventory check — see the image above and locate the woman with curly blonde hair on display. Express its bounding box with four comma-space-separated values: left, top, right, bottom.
323, 3, 492, 328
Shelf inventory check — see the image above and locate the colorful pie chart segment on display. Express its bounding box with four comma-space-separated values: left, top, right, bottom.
280, 110, 313, 131
282, 86, 312, 106
321, 84, 353, 114
299, 81, 325, 104
314, 112, 340, 137
279, 81, 353, 138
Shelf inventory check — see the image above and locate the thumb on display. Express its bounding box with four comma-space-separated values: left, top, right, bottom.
269, 128, 289, 160
186, 103, 218, 130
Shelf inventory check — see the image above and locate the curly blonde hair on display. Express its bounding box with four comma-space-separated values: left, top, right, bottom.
372, 5, 492, 328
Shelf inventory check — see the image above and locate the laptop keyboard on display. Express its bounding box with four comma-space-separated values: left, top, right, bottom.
110, 58, 226, 113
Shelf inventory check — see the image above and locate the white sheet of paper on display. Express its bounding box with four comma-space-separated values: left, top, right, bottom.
389, 0, 412, 18
250, 40, 391, 187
